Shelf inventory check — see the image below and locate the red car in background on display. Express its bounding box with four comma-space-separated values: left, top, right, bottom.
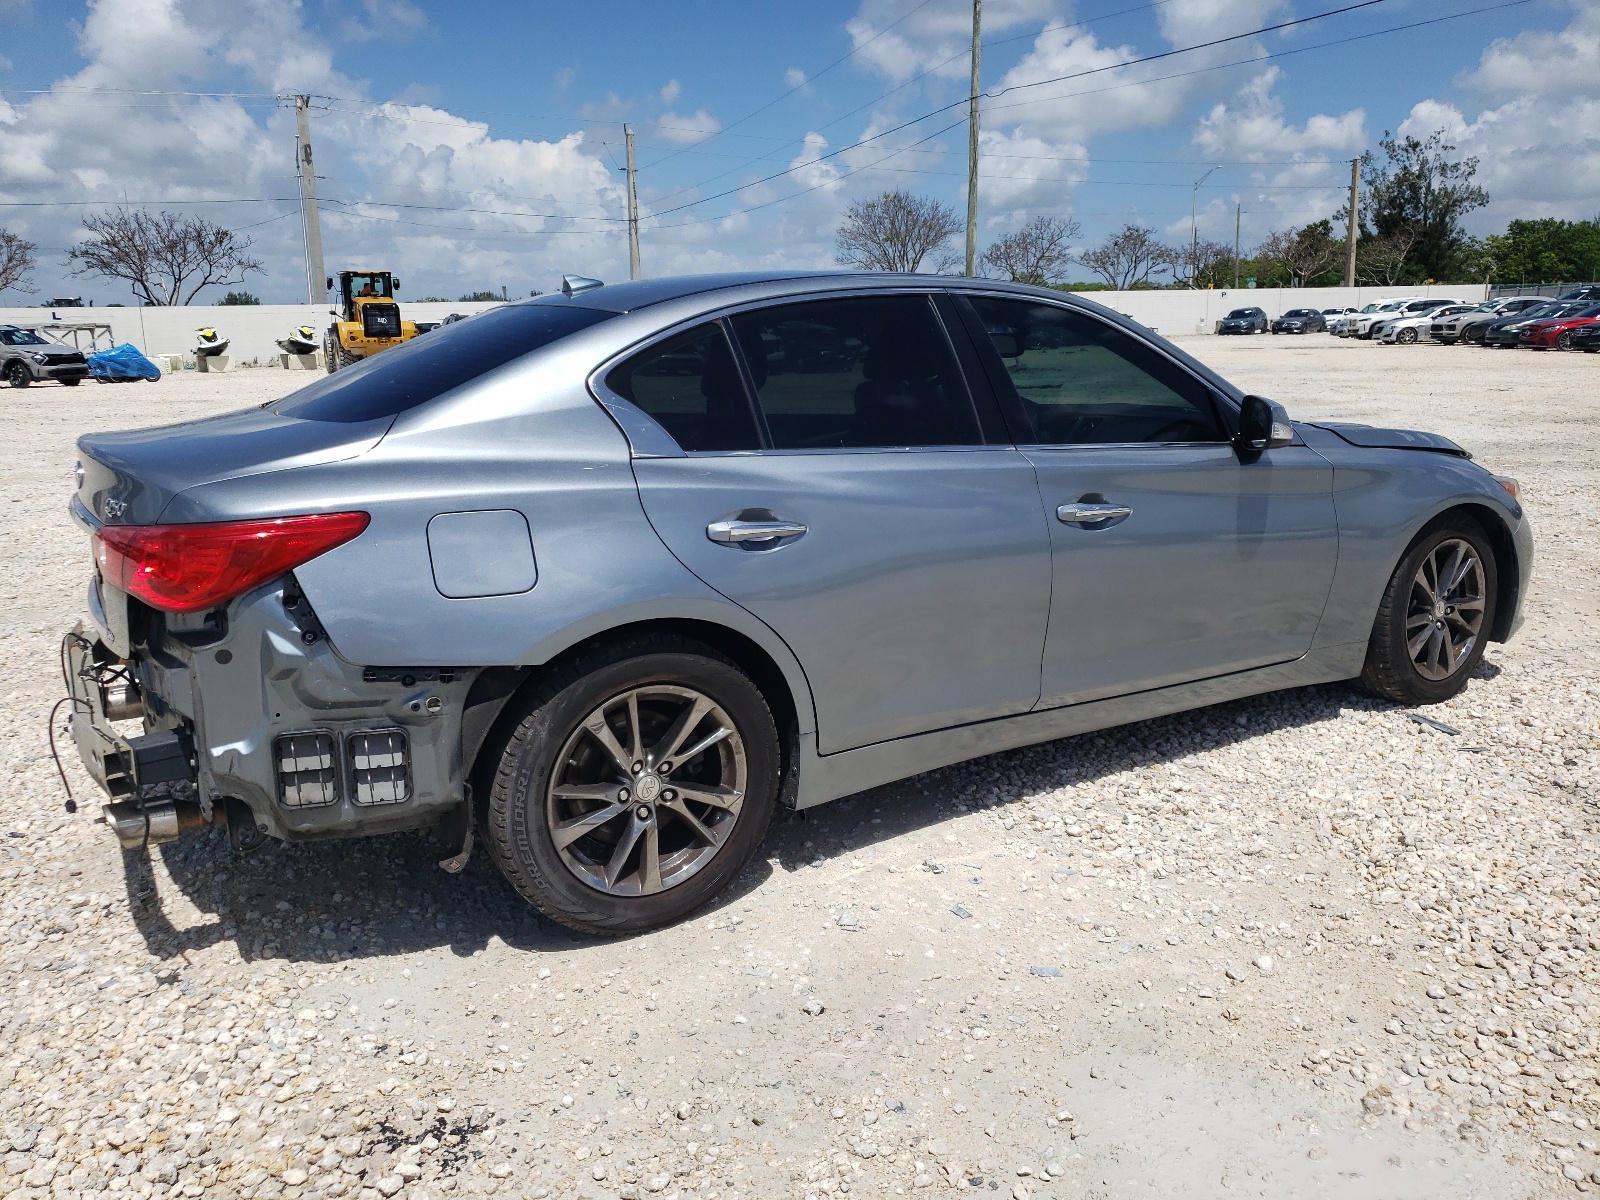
1519, 302, 1600, 349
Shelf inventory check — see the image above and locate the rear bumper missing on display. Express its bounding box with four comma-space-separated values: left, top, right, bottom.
66, 576, 474, 844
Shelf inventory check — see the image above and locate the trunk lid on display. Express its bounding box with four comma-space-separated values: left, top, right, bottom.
76, 407, 393, 525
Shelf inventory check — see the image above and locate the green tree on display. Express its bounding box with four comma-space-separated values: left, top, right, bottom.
1351, 130, 1488, 282
216, 290, 260, 305
1483, 218, 1600, 285
458, 290, 503, 302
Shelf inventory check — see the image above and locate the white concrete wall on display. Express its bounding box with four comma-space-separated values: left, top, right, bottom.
1065, 283, 1488, 335
0, 282, 1491, 363
0, 301, 505, 365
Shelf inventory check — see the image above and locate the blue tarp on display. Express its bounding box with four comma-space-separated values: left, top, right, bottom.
86, 343, 161, 382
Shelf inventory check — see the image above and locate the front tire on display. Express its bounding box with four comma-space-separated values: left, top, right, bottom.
6, 361, 31, 388
485, 635, 779, 936
1557, 331, 1573, 350
1359, 521, 1498, 705
1397, 327, 1418, 344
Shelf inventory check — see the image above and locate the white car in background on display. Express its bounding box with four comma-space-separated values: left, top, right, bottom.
1334, 299, 1414, 338
1376, 304, 1481, 344
1359, 298, 1468, 340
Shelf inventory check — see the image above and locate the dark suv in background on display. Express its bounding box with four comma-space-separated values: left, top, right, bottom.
1271, 309, 1327, 334
1217, 307, 1268, 334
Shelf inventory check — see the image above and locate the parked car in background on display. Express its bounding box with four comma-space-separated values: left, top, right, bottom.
1365, 299, 1467, 341
1432, 298, 1534, 345
1483, 301, 1590, 347
62, 271, 1532, 934
1322, 307, 1357, 318
0, 326, 90, 387
1340, 299, 1415, 339
1271, 308, 1327, 334
1556, 285, 1600, 302
1517, 302, 1600, 349
1217, 307, 1268, 334
1377, 304, 1481, 345
1570, 321, 1600, 352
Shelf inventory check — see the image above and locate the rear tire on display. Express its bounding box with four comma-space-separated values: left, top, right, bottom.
485, 635, 779, 936
1358, 520, 1498, 706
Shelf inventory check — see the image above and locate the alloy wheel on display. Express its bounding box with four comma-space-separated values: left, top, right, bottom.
1406, 538, 1487, 680
546, 684, 746, 896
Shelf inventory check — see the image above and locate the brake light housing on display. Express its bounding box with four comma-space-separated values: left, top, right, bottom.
94, 512, 370, 614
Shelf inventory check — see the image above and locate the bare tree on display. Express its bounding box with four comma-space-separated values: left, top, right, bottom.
835, 190, 962, 273
1171, 238, 1234, 289
981, 215, 1081, 286
0, 229, 38, 295
68, 208, 262, 306
1356, 228, 1419, 286
1257, 221, 1341, 287
1078, 224, 1173, 289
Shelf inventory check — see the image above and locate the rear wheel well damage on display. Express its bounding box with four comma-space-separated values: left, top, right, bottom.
463, 619, 804, 819
1407, 503, 1522, 643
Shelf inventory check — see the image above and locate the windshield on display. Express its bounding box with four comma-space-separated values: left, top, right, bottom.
0, 329, 49, 346
1516, 304, 1561, 320
347, 273, 393, 299
271, 303, 616, 423
1284, 310, 1313, 318
1225, 309, 1256, 319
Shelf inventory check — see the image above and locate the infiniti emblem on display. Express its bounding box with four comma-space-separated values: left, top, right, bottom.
104, 498, 127, 519
635, 774, 662, 803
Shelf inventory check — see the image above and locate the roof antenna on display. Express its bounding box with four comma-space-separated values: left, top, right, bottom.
561, 274, 604, 297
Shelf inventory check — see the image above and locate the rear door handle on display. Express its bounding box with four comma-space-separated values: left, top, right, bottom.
707, 518, 808, 545
1057, 502, 1132, 526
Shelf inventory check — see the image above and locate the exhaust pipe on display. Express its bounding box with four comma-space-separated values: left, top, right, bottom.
104, 800, 214, 849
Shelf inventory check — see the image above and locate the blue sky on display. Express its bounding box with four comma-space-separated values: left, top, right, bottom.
0, 0, 1595, 302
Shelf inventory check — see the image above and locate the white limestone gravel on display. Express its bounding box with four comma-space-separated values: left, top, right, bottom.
0, 339, 1595, 1200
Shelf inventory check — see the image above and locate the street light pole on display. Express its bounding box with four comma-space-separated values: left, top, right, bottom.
964, 0, 982, 277
1191, 166, 1217, 288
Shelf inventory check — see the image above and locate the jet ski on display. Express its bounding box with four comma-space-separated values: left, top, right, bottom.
195, 327, 230, 357
276, 325, 318, 355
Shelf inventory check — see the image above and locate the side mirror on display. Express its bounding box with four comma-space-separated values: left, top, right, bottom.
325, 277, 333, 291
393, 279, 401, 292
1235, 395, 1295, 454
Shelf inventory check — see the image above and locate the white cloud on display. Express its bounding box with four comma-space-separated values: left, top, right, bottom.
974, 127, 1088, 225
784, 67, 808, 89
655, 109, 721, 145
0, 0, 630, 301
845, 0, 1054, 84
660, 79, 682, 104
1396, 1, 1600, 228
1189, 68, 1364, 238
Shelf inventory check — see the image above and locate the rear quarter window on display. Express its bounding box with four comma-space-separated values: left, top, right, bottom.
271, 303, 615, 423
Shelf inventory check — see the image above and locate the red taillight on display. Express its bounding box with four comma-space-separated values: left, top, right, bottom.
94, 512, 369, 613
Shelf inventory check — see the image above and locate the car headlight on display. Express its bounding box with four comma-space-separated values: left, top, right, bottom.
30, 352, 48, 364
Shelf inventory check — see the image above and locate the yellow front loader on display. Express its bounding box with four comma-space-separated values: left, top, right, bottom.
323, 269, 419, 372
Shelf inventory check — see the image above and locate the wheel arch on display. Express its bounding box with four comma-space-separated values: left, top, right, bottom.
1410, 501, 1522, 643
464, 617, 809, 813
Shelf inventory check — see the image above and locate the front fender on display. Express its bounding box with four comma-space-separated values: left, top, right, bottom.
1303, 436, 1531, 656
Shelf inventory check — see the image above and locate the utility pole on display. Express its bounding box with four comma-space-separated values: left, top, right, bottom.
1234, 204, 1242, 290
624, 124, 641, 281
1190, 166, 1216, 288
1344, 156, 1360, 288
294, 96, 327, 307
964, 0, 982, 277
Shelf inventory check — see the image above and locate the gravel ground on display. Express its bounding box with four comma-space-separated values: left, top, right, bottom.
1, 338, 1595, 1200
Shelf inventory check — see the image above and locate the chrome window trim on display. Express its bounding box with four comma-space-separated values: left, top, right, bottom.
589, 286, 992, 459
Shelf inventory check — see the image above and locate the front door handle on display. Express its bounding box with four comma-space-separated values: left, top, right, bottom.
707, 518, 808, 545
1057, 502, 1132, 527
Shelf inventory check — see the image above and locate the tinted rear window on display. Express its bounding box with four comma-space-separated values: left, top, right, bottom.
270, 303, 614, 423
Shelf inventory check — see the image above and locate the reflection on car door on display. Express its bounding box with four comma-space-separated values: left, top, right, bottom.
616, 294, 1053, 753
957, 295, 1339, 709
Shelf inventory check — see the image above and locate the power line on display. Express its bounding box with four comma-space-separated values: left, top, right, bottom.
641, 0, 940, 170
648, 0, 1400, 220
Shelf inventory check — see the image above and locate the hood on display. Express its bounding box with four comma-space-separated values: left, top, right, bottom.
1305, 421, 1469, 458
76, 406, 393, 525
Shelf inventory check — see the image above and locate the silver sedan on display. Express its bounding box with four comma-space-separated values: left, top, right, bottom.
64, 272, 1532, 934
